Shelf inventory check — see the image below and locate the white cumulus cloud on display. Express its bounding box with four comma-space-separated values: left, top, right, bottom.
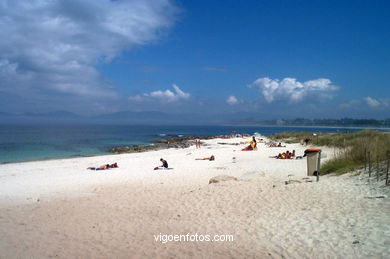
248, 77, 338, 103
226, 95, 239, 105
365, 96, 381, 108
129, 84, 190, 103
0, 0, 177, 109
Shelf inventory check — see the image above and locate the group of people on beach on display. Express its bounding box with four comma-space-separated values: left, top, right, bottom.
88, 159, 170, 171
88, 134, 298, 173
195, 138, 201, 149
271, 150, 296, 159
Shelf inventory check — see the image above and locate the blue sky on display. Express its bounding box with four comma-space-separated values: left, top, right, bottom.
0, 0, 389, 119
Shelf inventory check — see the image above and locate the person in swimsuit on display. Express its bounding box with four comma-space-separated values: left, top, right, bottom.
154, 158, 169, 170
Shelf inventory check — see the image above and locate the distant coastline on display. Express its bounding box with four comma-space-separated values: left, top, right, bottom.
1, 111, 389, 127
228, 118, 390, 128
222, 124, 390, 131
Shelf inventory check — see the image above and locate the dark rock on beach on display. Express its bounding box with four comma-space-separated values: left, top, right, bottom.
108, 135, 224, 154
154, 135, 221, 144
108, 145, 160, 154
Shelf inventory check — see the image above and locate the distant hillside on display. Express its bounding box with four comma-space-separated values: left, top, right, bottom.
258, 118, 390, 127
1, 111, 389, 127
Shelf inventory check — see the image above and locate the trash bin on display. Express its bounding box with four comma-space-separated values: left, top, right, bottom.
305, 149, 321, 176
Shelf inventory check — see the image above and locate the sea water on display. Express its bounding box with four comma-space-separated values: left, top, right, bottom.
0, 124, 380, 163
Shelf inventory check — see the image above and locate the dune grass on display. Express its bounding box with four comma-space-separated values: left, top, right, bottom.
270, 130, 390, 175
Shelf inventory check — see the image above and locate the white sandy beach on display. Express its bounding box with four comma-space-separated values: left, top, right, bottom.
0, 136, 389, 258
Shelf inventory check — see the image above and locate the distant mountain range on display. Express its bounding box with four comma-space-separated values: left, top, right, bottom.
0, 111, 389, 127
0, 110, 217, 125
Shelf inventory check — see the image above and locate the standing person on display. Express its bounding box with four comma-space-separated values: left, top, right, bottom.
195, 138, 201, 149
154, 158, 168, 170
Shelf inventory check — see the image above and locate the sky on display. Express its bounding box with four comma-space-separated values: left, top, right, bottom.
0, 0, 389, 119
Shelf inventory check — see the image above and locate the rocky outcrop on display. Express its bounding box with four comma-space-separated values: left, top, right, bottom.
108, 135, 224, 154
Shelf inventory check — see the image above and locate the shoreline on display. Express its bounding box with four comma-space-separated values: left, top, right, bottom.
1, 136, 389, 258
0, 134, 244, 165
2, 126, 388, 165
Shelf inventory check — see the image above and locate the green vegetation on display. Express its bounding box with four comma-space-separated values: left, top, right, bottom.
320, 157, 364, 175
270, 130, 390, 175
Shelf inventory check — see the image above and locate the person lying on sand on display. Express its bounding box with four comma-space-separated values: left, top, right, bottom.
195, 155, 215, 161
269, 153, 283, 159
154, 158, 169, 170
270, 151, 295, 159
268, 142, 286, 147
110, 162, 119, 168
87, 163, 118, 170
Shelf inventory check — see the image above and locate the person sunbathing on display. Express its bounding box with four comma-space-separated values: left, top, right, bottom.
270, 151, 294, 159
283, 150, 296, 158
242, 136, 257, 151
269, 153, 282, 158
110, 162, 118, 168
195, 155, 215, 161
87, 163, 118, 170
268, 142, 286, 147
